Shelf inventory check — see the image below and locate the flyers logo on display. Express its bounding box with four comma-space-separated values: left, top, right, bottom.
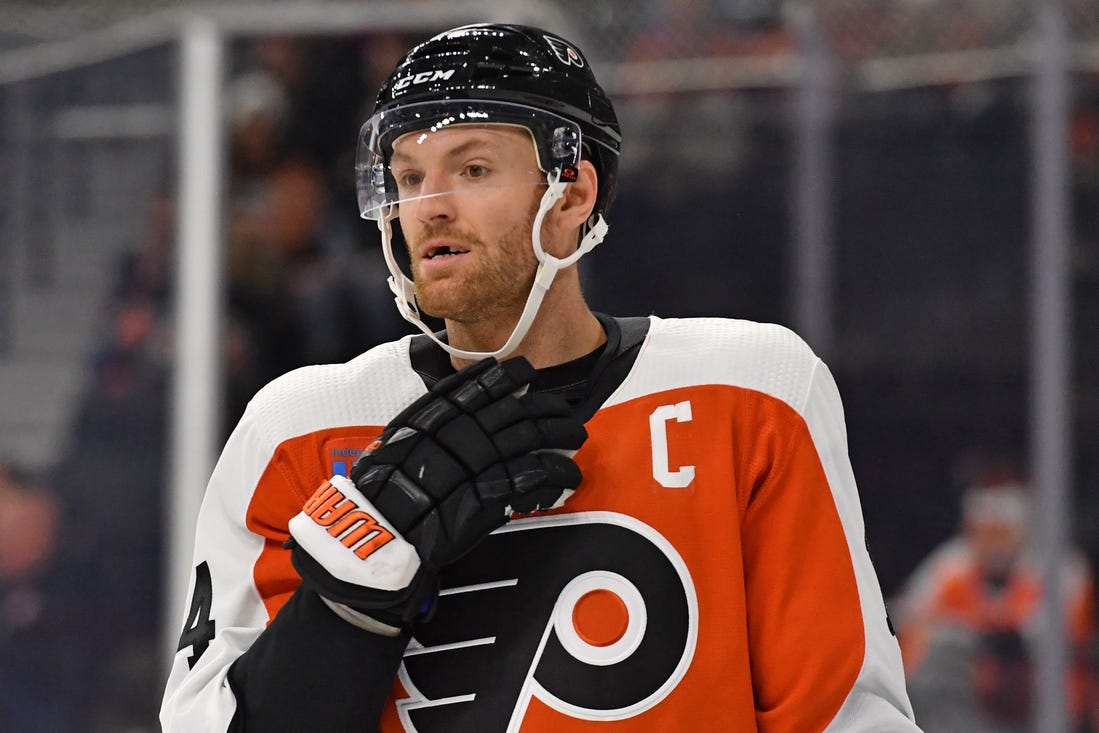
543, 35, 585, 68
393, 512, 698, 731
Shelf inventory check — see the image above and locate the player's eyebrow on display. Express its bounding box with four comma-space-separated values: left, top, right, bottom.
390, 136, 501, 166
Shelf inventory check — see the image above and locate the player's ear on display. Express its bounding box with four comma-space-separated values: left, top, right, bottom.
554, 159, 598, 232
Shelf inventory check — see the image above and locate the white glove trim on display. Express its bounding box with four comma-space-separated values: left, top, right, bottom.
288, 474, 421, 591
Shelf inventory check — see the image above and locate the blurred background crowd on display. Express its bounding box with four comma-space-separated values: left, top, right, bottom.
1, 0, 1099, 730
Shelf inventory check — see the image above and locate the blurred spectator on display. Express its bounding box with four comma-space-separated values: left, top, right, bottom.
223, 58, 411, 427
224, 66, 332, 409
0, 463, 57, 586
20, 182, 179, 732
894, 474, 1096, 732
249, 35, 364, 173
226, 68, 325, 317
0, 460, 77, 732
52, 275, 172, 732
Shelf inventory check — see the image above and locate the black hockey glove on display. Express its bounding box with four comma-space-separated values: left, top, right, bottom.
288, 357, 586, 630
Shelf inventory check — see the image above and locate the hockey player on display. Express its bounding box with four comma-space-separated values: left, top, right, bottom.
896, 477, 1095, 730
161, 23, 921, 732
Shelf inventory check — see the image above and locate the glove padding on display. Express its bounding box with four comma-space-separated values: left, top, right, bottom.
289, 356, 586, 628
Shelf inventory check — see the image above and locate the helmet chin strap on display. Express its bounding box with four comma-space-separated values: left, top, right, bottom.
378, 169, 608, 361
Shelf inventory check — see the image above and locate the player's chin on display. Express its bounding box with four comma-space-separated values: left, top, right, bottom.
414, 285, 473, 322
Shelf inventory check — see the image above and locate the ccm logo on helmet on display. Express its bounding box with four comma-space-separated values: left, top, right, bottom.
392, 68, 457, 93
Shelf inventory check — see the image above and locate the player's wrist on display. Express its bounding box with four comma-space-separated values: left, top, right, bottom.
318, 596, 405, 637
287, 529, 439, 628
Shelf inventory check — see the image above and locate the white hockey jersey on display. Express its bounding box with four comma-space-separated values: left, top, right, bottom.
161, 316, 920, 732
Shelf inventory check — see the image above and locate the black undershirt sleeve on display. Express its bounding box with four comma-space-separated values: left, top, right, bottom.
227, 587, 409, 732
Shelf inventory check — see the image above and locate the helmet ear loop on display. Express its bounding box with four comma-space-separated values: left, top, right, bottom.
538, 168, 615, 268
534, 168, 608, 269
531, 169, 568, 266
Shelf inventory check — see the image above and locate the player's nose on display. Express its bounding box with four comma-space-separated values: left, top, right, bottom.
413, 171, 457, 223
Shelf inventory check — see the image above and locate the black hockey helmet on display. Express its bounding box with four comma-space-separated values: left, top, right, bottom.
357, 23, 621, 221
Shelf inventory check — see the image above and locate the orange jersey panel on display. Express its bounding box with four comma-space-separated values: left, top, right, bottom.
245, 427, 384, 621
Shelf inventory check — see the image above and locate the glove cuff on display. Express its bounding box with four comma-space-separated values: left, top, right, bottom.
318, 596, 404, 637
289, 537, 439, 628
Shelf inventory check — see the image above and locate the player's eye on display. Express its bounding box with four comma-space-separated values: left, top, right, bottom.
396, 171, 423, 189
464, 164, 488, 179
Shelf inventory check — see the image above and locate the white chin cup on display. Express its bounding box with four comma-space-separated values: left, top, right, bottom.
378, 170, 608, 361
